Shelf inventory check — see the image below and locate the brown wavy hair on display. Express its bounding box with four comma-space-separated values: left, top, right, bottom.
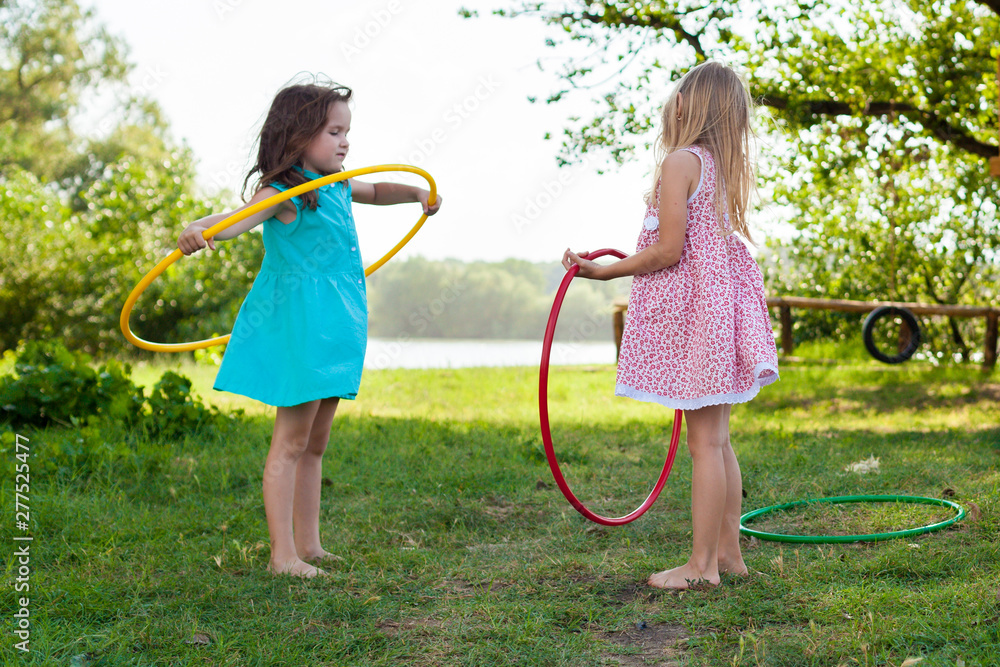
242, 81, 353, 210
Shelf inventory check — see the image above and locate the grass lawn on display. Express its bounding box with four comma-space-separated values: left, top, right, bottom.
2, 355, 998, 666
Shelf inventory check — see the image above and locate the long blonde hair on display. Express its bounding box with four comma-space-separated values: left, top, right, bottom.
646, 61, 758, 242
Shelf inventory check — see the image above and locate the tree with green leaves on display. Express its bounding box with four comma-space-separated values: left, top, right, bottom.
366, 257, 623, 340
0, 0, 264, 355
0, 0, 127, 181
465, 0, 1000, 360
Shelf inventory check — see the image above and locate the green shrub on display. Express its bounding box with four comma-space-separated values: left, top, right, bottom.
145, 370, 228, 437
0, 340, 230, 436
0, 340, 144, 427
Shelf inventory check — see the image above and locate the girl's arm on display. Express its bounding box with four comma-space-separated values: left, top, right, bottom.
178, 186, 296, 255
563, 151, 699, 280
350, 179, 443, 215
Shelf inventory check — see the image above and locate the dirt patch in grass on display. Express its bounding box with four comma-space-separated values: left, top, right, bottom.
600, 622, 689, 666
535, 573, 601, 590
612, 582, 657, 605
293, 620, 336, 635
377, 617, 444, 637
481, 501, 518, 521
434, 578, 513, 596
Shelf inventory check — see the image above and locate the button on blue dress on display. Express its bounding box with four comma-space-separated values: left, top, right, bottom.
214, 169, 367, 406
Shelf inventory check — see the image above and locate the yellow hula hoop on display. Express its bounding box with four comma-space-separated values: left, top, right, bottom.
120, 164, 437, 353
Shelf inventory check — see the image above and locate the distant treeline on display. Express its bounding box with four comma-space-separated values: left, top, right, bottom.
3, 0, 997, 364
367, 257, 629, 342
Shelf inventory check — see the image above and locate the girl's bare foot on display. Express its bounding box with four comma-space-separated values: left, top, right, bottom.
299, 549, 343, 564
647, 563, 720, 590
268, 558, 325, 578
718, 557, 749, 576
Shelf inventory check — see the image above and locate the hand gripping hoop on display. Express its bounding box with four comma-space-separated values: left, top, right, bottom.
120, 164, 437, 352
539, 248, 683, 526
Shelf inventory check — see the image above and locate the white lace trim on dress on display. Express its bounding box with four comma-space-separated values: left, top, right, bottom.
614, 362, 779, 410
680, 146, 705, 204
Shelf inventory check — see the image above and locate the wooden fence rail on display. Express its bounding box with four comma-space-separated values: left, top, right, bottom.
611, 296, 999, 371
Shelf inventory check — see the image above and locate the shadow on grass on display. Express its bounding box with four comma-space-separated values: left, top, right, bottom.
753, 370, 1000, 416
10, 402, 1000, 666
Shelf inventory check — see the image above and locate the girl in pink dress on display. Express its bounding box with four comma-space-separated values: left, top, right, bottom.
563, 61, 779, 590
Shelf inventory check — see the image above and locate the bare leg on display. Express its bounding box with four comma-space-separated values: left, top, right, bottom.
294, 397, 340, 561
264, 400, 324, 577
648, 403, 729, 590
717, 406, 748, 576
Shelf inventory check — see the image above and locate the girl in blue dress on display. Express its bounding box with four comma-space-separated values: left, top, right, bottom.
178, 81, 443, 577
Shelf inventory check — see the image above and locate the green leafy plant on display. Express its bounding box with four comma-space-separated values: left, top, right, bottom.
145, 370, 228, 437
0, 340, 144, 428
0, 340, 229, 436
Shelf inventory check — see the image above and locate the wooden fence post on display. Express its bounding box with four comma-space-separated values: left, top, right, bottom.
613, 305, 625, 362
899, 319, 912, 355
779, 305, 794, 356
985, 311, 998, 371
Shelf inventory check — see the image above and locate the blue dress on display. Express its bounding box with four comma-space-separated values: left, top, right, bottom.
213, 169, 367, 406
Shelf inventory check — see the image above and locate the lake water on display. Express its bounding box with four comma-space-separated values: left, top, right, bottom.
364, 338, 617, 369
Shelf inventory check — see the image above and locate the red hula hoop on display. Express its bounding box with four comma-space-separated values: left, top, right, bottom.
539, 248, 683, 526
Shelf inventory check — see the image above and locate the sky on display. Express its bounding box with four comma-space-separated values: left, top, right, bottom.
83, 0, 669, 265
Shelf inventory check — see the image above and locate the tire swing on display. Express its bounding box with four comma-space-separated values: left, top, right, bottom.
862, 306, 921, 364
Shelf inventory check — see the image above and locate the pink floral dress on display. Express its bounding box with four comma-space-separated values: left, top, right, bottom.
615, 145, 779, 409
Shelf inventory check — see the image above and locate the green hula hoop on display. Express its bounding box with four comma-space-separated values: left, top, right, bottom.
739, 494, 965, 544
